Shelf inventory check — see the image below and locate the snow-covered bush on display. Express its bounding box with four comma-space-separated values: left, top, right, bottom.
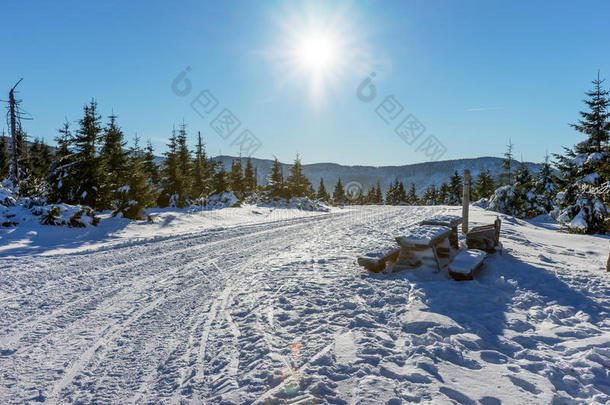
204, 192, 240, 209
472, 198, 489, 209
487, 183, 546, 219
244, 192, 330, 212
552, 177, 608, 234
0, 181, 100, 228
553, 146, 609, 234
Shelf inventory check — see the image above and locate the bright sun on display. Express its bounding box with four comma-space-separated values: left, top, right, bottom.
296, 33, 337, 72
268, 4, 370, 105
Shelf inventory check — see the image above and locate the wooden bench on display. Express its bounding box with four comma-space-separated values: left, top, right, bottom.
420, 215, 463, 249
448, 249, 487, 280
357, 247, 400, 273
466, 218, 502, 254
395, 225, 452, 273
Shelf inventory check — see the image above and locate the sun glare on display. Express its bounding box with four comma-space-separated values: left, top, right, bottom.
296, 33, 337, 72
267, 4, 371, 106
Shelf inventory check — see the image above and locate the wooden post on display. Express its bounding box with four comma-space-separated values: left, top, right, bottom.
462, 169, 470, 234
606, 251, 609, 272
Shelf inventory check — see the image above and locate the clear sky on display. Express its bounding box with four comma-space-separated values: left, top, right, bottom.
2, 0, 610, 166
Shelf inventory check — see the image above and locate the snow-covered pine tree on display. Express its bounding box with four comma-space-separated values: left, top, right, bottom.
438, 182, 450, 205
286, 154, 312, 198
501, 139, 514, 185
375, 182, 384, 204
175, 123, 192, 205
27, 138, 52, 180
71, 99, 104, 209
160, 126, 189, 207
396, 181, 408, 205
243, 157, 257, 194
229, 159, 245, 198
332, 177, 346, 205
533, 154, 556, 213
191, 131, 213, 200
114, 134, 156, 219
553, 72, 610, 234
47, 120, 76, 203
488, 162, 543, 218
143, 139, 160, 186
473, 169, 496, 201
421, 184, 439, 205
385, 180, 398, 205
448, 170, 462, 205
365, 185, 376, 204
0, 134, 9, 179
406, 183, 418, 205
100, 114, 129, 209
316, 178, 330, 202
266, 157, 286, 197
212, 161, 228, 195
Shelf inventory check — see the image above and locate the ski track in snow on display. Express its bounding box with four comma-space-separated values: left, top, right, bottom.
1, 206, 609, 404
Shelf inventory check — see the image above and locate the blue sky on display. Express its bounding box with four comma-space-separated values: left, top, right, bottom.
2, 0, 609, 166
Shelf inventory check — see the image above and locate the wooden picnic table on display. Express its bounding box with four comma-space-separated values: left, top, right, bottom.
395, 225, 452, 273
420, 215, 462, 249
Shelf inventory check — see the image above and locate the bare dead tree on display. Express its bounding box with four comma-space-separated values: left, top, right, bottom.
5, 78, 31, 186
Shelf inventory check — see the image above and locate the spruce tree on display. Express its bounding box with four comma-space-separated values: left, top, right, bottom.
406, 183, 418, 205
72, 99, 104, 209
570, 71, 610, 154
100, 114, 129, 208
448, 170, 463, 205
114, 134, 156, 219
473, 169, 496, 200
0, 134, 10, 179
396, 181, 408, 204
316, 178, 330, 202
552, 72, 610, 233
421, 184, 439, 205
534, 155, 556, 213
286, 154, 312, 198
332, 178, 346, 205
243, 157, 257, 194
228, 159, 245, 198
501, 139, 514, 185
365, 186, 376, 204
267, 157, 285, 197
159, 129, 185, 207
143, 140, 160, 186
48, 120, 75, 203
385, 180, 399, 205
175, 123, 192, 203
191, 132, 212, 199
375, 182, 384, 204
212, 161, 228, 194
438, 182, 450, 205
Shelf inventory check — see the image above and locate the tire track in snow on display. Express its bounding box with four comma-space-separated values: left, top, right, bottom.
0, 214, 342, 352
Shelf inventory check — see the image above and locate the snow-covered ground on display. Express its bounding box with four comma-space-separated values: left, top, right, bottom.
0, 206, 609, 404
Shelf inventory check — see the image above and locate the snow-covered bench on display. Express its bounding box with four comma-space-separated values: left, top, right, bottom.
394, 225, 452, 273
357, 246, 400, 273
448, 249, 487, 280
420, 214, 462, 249
466, 218, 502, 253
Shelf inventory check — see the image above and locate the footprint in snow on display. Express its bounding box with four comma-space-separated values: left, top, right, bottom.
439, 386, 475, 405
507, 375, 541, 394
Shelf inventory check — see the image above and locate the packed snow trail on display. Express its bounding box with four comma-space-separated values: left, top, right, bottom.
0, 206, 609, 404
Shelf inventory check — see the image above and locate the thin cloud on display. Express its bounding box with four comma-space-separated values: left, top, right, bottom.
466, 106, 501, 112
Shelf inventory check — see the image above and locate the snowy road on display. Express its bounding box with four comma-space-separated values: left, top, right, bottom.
1, 206, 609, 404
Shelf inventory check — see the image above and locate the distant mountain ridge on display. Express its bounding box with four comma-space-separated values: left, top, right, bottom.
213, 156, 544, 195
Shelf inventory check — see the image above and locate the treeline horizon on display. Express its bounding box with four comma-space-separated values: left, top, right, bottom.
1, 70, 608, 234
0, 98, 514, 218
